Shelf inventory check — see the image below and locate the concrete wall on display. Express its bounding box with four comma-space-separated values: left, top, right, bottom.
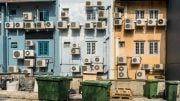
113, 0, 166, 80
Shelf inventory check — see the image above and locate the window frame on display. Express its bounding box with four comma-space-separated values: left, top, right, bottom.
135, 10, 145, 19
86, 42, 96, 55
86, 9, 96, 21
148, 9, 159, 19
39, 10, 49, 21
149, 41, 159, 54
38, 41, 49, 56
134, 41, 145, 54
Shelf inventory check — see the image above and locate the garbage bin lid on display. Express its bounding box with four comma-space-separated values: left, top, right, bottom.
36, 76, 72, 81
166, 81, 179, 85
146, 80, 158, 83
81, 80, 112, 88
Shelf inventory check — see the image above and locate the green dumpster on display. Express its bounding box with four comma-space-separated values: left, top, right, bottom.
166, 81, 178, 101
81, 80, 111, 101
36, 76, 72, 101
144, 80, 158, 99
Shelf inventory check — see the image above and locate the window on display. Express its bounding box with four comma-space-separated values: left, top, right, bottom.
64, 42, 70, 48
135, 10, 144, 19
87, 42, 96, 54
149, 41, 159, 54
135, 41, 144, 54
9, 10, 16, 16
40, 10, 49, 21
149, 10, 158, 19
86, 9, 96, 20
11, 42, 18, 48
38, 41, 49, 56
119, 41, 125, 48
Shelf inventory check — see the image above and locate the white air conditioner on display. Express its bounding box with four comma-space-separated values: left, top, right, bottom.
23, 12, 33, 21
13, 50, 24, 59
35, 21, 45, 29
5, 22, 14, 29
114, 12, 122, 18
71, 48, 80, 55
142, 64, 152, 70
131, 56, 141, 64
36, 59, 47, 67
14, 22, 24, 29
114, 19, 122, 26
117, 65, 128, 79
136, 70, 146, 80
71, 65, 80, 72
147, 19, 157, 26
71, 43, 79, 48
93, 64, 103, 73
96, 21, 106, 29
93, 56, 103, 64
117, 56, 127, 65
58, 21, 68, 29
157, 19, 167, 26
136, 19, 146, 26
24, 22, 35, 29
8, 66, 19, 73
24, 59, 35, 67
24, 50, 35, 57
85, 0, 92, 7
97, 0, 103, 7
61, 11, 68, 18
81, 65, 91, 73
22, 68, 33, 74
124, 18, 135, 30
83, 57, 91, 64
45, 21, 54, 29
98, 10, 106, 19
154, 64, 164, 70
71, 22, 80, 29
85, 22, 94, 29
25, 40, 34, 47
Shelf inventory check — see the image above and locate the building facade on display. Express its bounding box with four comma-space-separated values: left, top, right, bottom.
113, 0, 167, 80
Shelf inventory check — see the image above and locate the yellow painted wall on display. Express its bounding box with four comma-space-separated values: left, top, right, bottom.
113, 0, 167, 80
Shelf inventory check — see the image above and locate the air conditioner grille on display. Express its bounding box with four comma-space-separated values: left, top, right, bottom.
46, 22, 51, 27
85, 23, 90, 28
86, 1, 90, 6
137, 72, 142, 77
149, 20, 153, 24
72, 44, 77, 48
72, 66, 76, 71
158, 19, 163, 24
97, 22, 102, 27
24, 60, 30, 66
71, 23, 76, 27
25, 51, 30, 55
115, 20, 120, 24
61, 12, 66, 16
94, 65, 100, 70
119, 57, 123, 62
26, 23, 31, 28
14, 51, 20, 57
95, 57, 100, 62
97, 1, 102, 6
99, 11, 104, 17
71, 49, 76, 53
133, 58, 137, 62
126, 19, 130, 23
6, 23, 10, 27
126, 24, 130, 28
119, 66, 124, 71
85, 58, 89, 62
119, 72, 124, 77
58, 22, 63, 27
24, 14, 28, 19
16, 23, 20, 27
37, 61, 42, 66
36, 23, 42, 27
23, 70, 28, 73
137, 20, 142, 24
9, 67, 14, 72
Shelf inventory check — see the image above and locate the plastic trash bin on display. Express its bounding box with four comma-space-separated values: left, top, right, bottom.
144, 80, 158, 99
166, 81, 178, 101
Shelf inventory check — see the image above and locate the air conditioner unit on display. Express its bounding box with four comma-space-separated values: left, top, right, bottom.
147, 19, 157, 26
24, 50, 35, 57
71, 65, 80, 72
71, 43, 79, 48
85, 0, 92, 7
98, 10, 106, 19
97, 0, 103, 7
93, 64, 103, 73
35, 21, 45, 29
124, 18, 135, 30
96, 21, 106, 29
114, 12, 122, 18
81, 65, 91, 73
136, 70, 146, 80
154, 64, 164, 70
83, 57, 91, 64
58, 21, 68, 29
25, 40, 34, 47
61, 11, 68, 18
117, 66, 128, 79
71, 22, 80, 29
45, 21, 54, 29
114, 19, 122, 26
14, 22, 24, 29
5, 22, 14, 29
22, 68, 33, 74
117, 56, 127, 65
36, 59, 47, 67
85, 22, 94, 29
24, 22, 35, 29
157, 19, 167, 26
8, 66, 19, 73
24, 59, 35, 67
142, 64, 152, 70
93, 56, 103, 64
131, 56, 141, 64
71, 48, 80, 55
136, 19, 146, 26
13, 50, 24, 59
23, 12, 33, 21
